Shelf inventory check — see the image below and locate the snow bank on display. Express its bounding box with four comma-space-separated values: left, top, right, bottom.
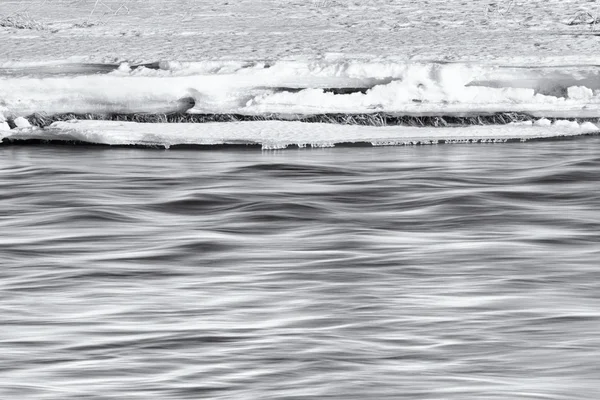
2, 119, 597, 150
2, 60, 600, 118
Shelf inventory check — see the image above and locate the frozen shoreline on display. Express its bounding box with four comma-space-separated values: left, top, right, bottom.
2, 58, 600, 148
3, 1, 600, 147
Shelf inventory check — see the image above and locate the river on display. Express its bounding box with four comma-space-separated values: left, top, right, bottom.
1, 137, 599, 399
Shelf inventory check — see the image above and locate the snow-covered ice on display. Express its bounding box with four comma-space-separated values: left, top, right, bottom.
2, 0, 600, 64
3, 0, 600, 147
2, 119, 597, 149
3, 60, 600, 118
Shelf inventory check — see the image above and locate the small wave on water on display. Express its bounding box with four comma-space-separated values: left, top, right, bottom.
1, 136, 600, 399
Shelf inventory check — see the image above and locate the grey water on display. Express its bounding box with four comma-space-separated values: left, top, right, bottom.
1, 138, 600, 400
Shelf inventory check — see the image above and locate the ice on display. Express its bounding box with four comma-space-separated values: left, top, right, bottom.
3, 60, 600, 118
1, 119, 597, 149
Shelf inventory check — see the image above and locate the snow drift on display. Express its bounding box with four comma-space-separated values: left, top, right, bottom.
2, 59, 600, 118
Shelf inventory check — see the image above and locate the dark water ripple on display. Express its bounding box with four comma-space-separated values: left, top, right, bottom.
1, 138, 600, 399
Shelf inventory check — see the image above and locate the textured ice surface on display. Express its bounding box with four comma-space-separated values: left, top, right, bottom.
2, 0, 600, 63
3, 61, 600, 118
2, 119, 597, 149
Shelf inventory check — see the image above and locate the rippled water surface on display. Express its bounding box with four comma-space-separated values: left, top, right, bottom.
1, 138, 600, 399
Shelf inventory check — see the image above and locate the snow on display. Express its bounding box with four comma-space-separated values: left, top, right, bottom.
3, 60, 600, 118
2, 0, 600, 64
1, 119, 597, 150
567, 86, 594, 101
12, 117, 31, 128
534, 118, 552, 127
2, 0, 600, 148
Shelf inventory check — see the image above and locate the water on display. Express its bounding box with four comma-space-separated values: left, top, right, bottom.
1, 138, 600, 399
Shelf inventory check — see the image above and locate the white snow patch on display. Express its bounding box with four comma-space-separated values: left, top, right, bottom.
567, 86, 593, 101
553, 119, 580, 129
534, 118, 552, 126
13, 117, 31, 128
117, 62, 132, 73
581, 121, 598, 131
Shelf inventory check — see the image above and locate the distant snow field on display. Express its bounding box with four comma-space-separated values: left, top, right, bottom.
2, 0, 600, 147
2, 0, 600, 63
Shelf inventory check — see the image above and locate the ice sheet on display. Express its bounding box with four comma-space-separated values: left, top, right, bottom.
2, 119, 597, 150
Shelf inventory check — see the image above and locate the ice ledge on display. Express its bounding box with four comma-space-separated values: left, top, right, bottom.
2, 119, 597, 150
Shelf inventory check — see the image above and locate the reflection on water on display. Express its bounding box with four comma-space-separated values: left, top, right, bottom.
1, 138, 600, 399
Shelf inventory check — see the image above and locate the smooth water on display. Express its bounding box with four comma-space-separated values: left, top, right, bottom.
1, 138, 600, 399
